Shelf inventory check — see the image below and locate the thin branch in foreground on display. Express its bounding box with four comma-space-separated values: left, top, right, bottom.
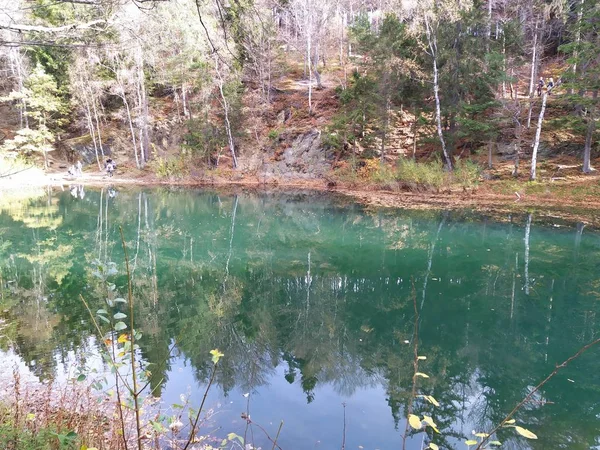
476, 336, 600, 450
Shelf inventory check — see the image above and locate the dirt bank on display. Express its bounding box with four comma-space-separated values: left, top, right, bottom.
2, 168, 599, 227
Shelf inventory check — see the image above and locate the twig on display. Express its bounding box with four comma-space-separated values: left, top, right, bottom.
341, 403, 346, 450
119, 226, 143, 450
476, 336, 600, 449
272, 420, 284, 450
402, 280, 419, 450
245, 417, 284, 450
79, 293, 129, 449
182, 362, 219, 450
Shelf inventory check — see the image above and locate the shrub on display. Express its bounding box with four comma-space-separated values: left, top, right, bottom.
396, 158, 446, 190
152, 156, 188, 179
452, 159, 481, 188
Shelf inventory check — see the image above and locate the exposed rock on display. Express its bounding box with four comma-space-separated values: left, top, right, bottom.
259, 129, 334, 179
60, 135, 112, 165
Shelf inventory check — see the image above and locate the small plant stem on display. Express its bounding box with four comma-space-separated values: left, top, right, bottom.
182, 361, 219, 450
119, 226, 142, 450
79, 293, 129, 449
402, 281, 419, 450
476, 336, 600, 450
245, 418, 284, 450
341, 403, 346, 450
272, 420, 284, 450
79, 294, 131, 391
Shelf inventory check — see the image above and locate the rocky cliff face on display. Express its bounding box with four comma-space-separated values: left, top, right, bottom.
252, 129, 334, 179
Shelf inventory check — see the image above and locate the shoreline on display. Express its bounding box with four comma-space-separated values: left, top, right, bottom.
2, 170, 599, 227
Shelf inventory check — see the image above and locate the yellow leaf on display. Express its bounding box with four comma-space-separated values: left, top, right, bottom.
422, 415, 440, 433
504, 419, 516, 425
415, 372, 430, 378
408, 414, 422, 430
465, 440, 478, 446
489, 441, 502, 446
515, 426, 538, 439
117, 334, 128, 344
427, 395, 440, 407
474, 433, 489, 437
210, 349, 224, 364
418, 356, 427, 360
429, 444, 439, 450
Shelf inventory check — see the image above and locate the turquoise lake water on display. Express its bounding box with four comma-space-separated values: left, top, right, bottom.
0, 187, 599, 449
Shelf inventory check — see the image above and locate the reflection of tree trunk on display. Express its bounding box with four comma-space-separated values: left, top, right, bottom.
574, 222, 585, 261
97, 188, 103, 260
524, 214, 532, 295
544, 279, 554, 363
421, 214, 446, 310
511, 252, 517, 320
133, 192, 142, 274
224, 195, 239, 285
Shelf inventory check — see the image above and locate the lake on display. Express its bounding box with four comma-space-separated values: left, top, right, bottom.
0, 186, 599, 450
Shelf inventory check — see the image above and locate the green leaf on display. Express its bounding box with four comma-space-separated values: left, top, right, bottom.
415, 372, 430, 378
465, 440, 478, 446
503, 419, 516, 425
113, 312, 127, 320
96, 309, 108, 315
489, 441, 502, 446
417, 356, 427, 360
408, 414, 422, 430
77, 374, 86, 382
210, 349, 224, 364
429, 444, 439, 450
227, 432, 244, 444
114, 297, 127, 303
515, 426, 538, 439
114, 321, 127, 331
97, 315, 110, 324
474, 432, 489, 438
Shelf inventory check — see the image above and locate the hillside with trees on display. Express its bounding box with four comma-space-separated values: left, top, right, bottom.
1, 0, 599, 193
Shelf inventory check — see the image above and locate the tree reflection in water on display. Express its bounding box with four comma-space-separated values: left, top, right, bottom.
0, 188, 599, 449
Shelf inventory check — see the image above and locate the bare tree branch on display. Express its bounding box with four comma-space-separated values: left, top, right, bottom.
0, 18, 110, 34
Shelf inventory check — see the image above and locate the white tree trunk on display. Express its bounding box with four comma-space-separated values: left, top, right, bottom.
530, 92, 548, 181
527, 20, 539, 129
425, 15, 452, 170
570, 0, 585, 94
583, 90, 597, 173
215, 56, 238, 169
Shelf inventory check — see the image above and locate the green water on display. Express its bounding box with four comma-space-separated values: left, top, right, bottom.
1, 187, 600, 450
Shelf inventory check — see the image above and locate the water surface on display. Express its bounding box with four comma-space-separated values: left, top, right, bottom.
1, 187, 599, 450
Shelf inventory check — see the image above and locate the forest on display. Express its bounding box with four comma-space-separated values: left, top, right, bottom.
0, 0, 599, 188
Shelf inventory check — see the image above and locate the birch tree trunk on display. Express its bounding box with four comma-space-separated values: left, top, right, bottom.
570, 0, 585, 95
530, 91, 548, 181
583, 90, 597, 173
215, 56, 238, 169
425, 14, 452, 171
526, 20, 539, 129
